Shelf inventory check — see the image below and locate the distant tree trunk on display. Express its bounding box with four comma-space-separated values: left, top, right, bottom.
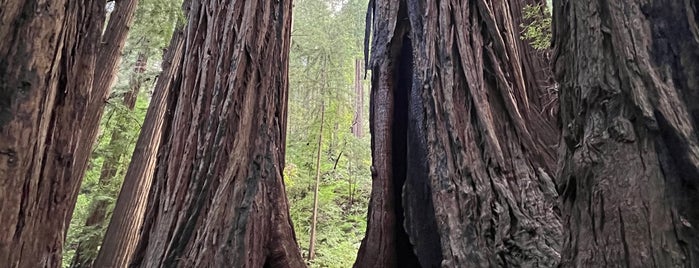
355, 0, 561, 267
553, 0, 699, 266
0, 1, 106, 267
352, 59, 365, 138
309, 103, 325, 261
70, 52, 148, 268
94, 29, 186, 268
128, 1, 305, 267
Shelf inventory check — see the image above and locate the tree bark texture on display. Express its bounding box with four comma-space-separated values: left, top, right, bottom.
355, 0, 562, 267
95, 29, 186, 268
68, 0, 142, 231
0, 0, 140, 265
70, 52, 148, 268
128, 1, 305, 267
0, 1, 106, 267
553, 0, 699, 266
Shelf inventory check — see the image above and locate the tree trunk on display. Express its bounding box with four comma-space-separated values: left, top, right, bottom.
128, 1, 305, 267
70, 52, 148, 268
0, 1, 106, 267
353, 59, 365, 138
553, 0, 699, 266
355, 0, 562, 267
0, 0, 140, 264
308, 103, 325, 261
94, 28, 186, 268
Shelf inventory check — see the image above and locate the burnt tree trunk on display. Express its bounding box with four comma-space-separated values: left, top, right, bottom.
70, 52, 149, 268
0, 1, 106, 267
553, 0, 699, 266
355, 0, 561, 267
128, 1, 305, 267
94, 28, 186, 268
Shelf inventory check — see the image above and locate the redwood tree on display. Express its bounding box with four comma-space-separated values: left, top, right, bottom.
554, 0, 699, 266
355, 0, 561, 267
94, 28, 186, 268
127, 0, 305, 267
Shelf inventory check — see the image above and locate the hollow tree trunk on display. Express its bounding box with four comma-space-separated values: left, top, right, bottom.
70, 52, 149, 268
0, 1, 106, 267
355, 0, 562, 267
553, 0, 699, 266
94, 28, 186, 268
127, 1, 305, 267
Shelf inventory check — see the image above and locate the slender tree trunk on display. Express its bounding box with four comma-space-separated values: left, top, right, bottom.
308, 103, 325, 261
94, 28, 186, 268
128, 1, 305, 267
355, 0, 561, 267
353, 59, 365, 138
0, 1, 106, 267
68, 1, 142, 227
553, 0, 699, 266
70, 52, 148, 268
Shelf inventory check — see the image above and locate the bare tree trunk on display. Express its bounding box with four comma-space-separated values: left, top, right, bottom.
308, 103, 325, 261
94, 28, 186, 268
0, 1, 106, 267
70, 52, 148, 268
0, 0, 142, 264
553, 0, 699, 266
352, 59, 365, 138
128, 1, 305, 267
355, 0, 561, 267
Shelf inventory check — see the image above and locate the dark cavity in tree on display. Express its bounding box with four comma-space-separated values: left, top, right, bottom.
391, 34, 421, 268
390, 33, 442, 267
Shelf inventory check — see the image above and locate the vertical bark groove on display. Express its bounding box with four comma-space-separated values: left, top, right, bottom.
0, 1, 106, 266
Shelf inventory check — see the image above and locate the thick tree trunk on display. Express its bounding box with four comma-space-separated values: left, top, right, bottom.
0, 1, 106, 267
553, 0, 699, 266
355, 0, 562, 267
0, 0, 139, 265
70, 52, 148, 268
94, 29, 186, 268
128, 1, 305, 267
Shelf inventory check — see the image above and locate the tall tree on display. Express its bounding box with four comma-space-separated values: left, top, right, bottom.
94, 28, 186, 268
128, 0, 305, 267
553, 0, 699, 266
355, 0, 562, 267
0, 0, 140, 265
70, 52, 149, 268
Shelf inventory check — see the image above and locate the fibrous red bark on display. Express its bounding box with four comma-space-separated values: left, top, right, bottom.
0, 0, 141, 265
128, 1, 305, 267
356, 0, 562, 267
95, 28, 186, 268
553, 0, 699, 266
0, 1, 106, 267
71, 51, 149, 268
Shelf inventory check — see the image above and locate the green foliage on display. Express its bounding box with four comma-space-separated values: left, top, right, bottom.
520, 3, 552, 50
286, 0, 371, 267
